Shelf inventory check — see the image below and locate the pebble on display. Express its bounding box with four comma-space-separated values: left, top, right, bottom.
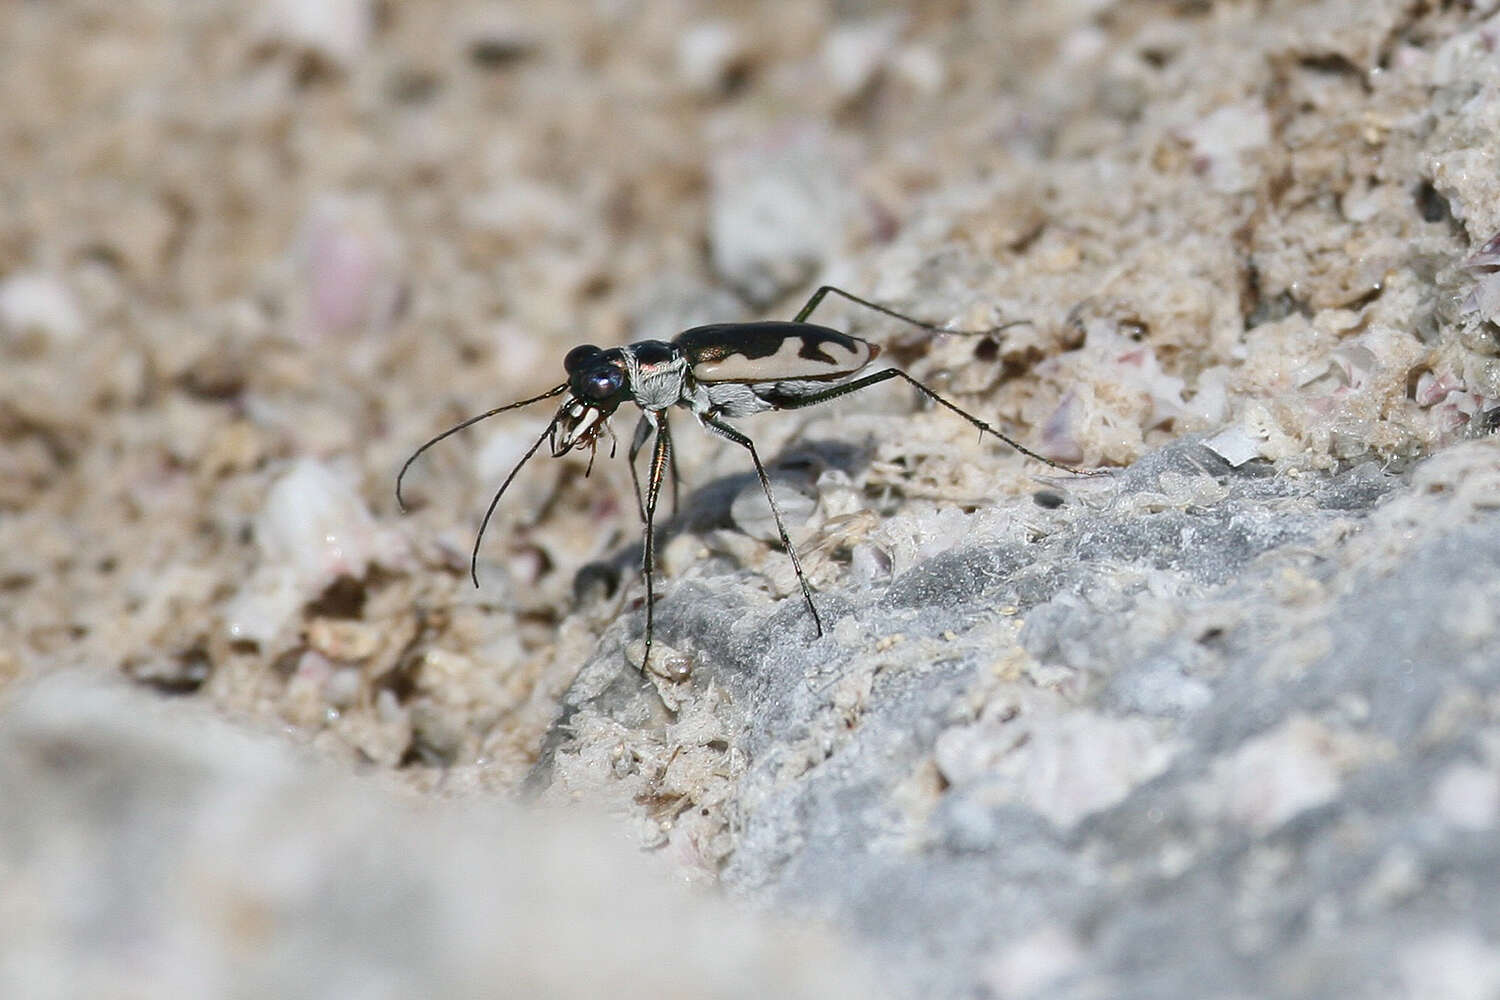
729, 469, 818, 542
257, 0, 372, 69
0, 271, 83, 344
676, 21, 749, 95
708, 129, 847, 306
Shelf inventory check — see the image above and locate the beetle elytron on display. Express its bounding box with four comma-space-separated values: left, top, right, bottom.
396, 285, 1084, 670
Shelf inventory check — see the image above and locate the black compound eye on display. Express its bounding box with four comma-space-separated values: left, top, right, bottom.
583, 368, 623, 401
564, 345, 601, 373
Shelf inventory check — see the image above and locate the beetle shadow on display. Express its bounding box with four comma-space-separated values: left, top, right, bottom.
570, 436, 868, 607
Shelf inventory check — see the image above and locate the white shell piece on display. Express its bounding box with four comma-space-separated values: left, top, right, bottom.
1203, 425, 1265, 468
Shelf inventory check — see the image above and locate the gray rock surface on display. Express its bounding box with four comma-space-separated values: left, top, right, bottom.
533, 438, 1500, 998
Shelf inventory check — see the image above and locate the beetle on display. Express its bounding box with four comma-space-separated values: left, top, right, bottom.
396, 285, 1086, 670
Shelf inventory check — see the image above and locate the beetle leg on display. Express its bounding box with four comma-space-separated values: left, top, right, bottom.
791, 283, 1031, 338
628, 414, 653, 523
701, 414, 823, 639
641, 411, 672, 671
770, 368, 1092, 476
664, 416, 681, 520
630, 413, 682, 523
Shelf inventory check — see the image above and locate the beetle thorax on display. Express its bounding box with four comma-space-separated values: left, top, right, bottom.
623, 342, 689, 412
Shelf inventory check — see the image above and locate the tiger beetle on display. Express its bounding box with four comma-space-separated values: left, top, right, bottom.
396, 285, 1087, 671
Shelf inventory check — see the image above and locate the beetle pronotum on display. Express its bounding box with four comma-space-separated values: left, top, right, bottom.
397, 285, 1087, 669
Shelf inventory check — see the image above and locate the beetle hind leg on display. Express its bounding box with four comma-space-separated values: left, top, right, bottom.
701, 414, 824, 639
768, 368, 1092, 477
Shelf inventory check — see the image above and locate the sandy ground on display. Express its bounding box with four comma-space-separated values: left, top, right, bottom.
7, 1, 1500, 997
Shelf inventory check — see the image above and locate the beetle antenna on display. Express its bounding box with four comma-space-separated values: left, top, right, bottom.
470, 403, 569, 588
396, 383, 569, 512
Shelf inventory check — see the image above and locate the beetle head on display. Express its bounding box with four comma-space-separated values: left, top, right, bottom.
552, 345, 629, 457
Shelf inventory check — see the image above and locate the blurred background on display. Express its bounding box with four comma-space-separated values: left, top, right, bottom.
1, 0, 1150, 774
4, 0, 1487, 794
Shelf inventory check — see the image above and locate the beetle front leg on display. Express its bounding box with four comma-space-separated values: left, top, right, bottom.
628, 414, 653, 524
629, 413, 681, 525
640, 411, 672, 671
